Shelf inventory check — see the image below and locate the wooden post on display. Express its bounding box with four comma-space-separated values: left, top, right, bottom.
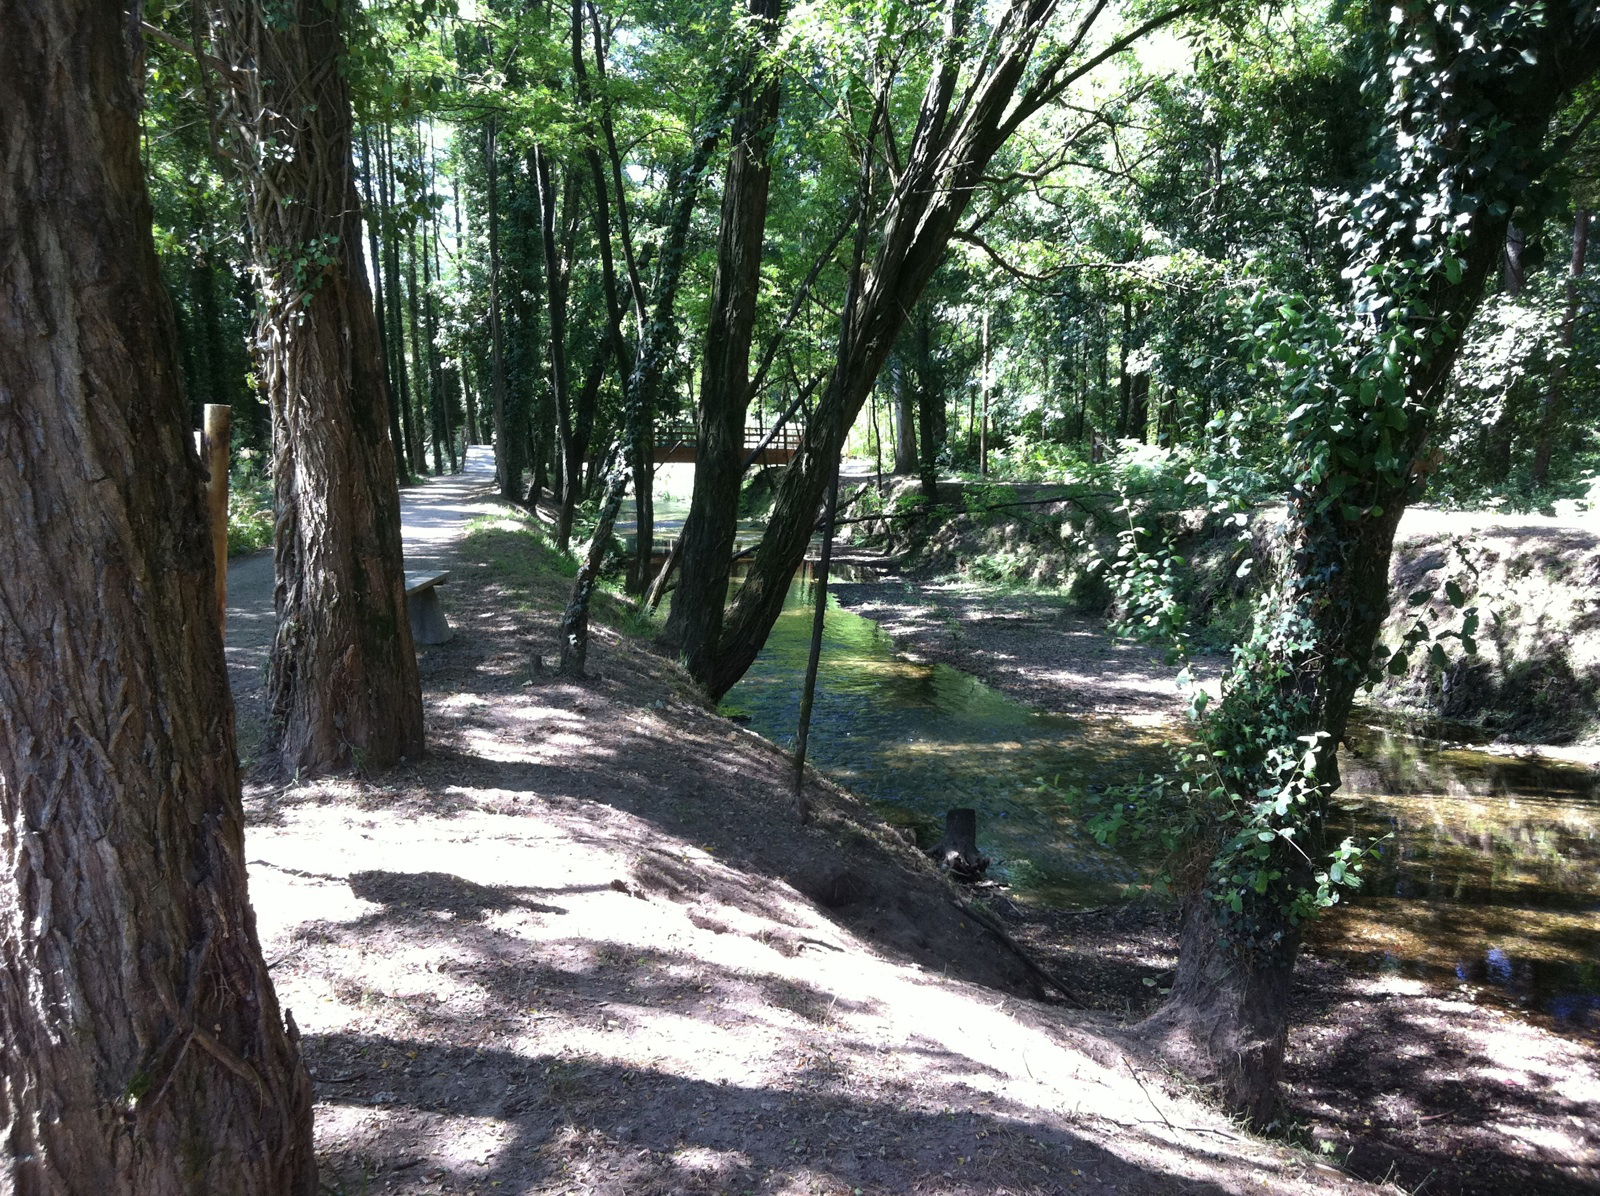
980, 310, 990, 477
202, 404, 231, 631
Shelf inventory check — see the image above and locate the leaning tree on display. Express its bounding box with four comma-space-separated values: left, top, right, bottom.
0, 2, 315, 1189
1137, 0, 1600, 1123
205, 0, 425, 775
674, 0, 1198, 699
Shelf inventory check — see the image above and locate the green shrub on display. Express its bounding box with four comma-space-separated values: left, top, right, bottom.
227, 467, 274, 556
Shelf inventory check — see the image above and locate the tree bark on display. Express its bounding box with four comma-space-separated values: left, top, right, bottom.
210, 0, 425, 775
661, 0, 785, 666
0, 4, 315, 1188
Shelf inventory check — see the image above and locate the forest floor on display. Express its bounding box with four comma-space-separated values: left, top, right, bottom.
225, 449, 1393, 1196
832, 571, 1600, 1196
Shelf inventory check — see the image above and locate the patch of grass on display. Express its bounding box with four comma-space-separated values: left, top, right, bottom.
462, 516, 579, 588
461, 513, 660, 641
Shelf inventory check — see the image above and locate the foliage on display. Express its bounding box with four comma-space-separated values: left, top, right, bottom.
227, 459, 275, 556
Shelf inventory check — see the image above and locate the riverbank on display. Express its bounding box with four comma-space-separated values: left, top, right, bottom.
830, 564, 1600, 1196
226, 475, 1381, 1195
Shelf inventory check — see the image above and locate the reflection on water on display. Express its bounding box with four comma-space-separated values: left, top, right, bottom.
724, 573, 1600, 1034
723, 573, 1168, 904
1324, 728, 1600, 1033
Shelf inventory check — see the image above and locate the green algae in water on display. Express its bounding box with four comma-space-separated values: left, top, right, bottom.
724, 574, 1163, 905
726, 575, 1600, 1035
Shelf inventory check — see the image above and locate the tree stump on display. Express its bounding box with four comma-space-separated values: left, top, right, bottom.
932, 808, 990, 882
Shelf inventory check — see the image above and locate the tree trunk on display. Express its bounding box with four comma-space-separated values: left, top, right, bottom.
534, 147, 582, 546
933, 809, 990, 881
1531, 208, 1590, 487
381, 123, 421, 479
360, 125, 410, 482
210, 0, 425, 776
913, 306, 944, 500
661, 0, 784, 665
1143, 9, 1599, 1122
485, 119, 521, 499
0, 5, 315, 1187
893, 353, 919, 475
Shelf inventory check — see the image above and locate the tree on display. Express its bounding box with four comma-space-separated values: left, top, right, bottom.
687, 0, 1196, 699
661, 0, 787, 675
1137, 1, 1600, 1122
207, 0, 425, 775
0, 3, 314, 1188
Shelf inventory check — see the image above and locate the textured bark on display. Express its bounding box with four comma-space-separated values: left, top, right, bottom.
210, 0, 424, 775
662, 0, 784, 669
0, 4, 315, 1189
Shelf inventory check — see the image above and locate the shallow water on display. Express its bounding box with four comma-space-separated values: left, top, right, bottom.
1323, 728, 1600, 1032
722, 574, 1167, 903
724, 575, 1600, 1034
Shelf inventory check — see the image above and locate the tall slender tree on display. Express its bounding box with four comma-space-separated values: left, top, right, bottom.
662, 0, 787, 673
1, 3, 315, 1188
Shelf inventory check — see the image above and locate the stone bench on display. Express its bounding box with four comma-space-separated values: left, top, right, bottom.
405, 570, 453, 645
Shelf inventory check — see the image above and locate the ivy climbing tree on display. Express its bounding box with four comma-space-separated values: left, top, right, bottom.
1131, 0, 1600, 1123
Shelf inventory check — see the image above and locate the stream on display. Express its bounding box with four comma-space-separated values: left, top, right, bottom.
721, 571, 1600, 1037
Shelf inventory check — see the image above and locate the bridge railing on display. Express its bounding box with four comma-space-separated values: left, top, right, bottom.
652, 422, 804, 452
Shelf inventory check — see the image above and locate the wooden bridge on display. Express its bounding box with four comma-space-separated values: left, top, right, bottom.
653, 422, 803, 466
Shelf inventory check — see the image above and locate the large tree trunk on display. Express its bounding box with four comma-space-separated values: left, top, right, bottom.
0, 4, 315, 1189
211, 0, 425, 776
661, 0, 785, 669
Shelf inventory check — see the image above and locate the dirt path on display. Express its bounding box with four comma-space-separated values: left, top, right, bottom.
225, 447, 504, 756
225, 480, 1388, 1196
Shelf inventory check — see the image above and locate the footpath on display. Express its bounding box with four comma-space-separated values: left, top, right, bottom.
219, 452, 1389, 1196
